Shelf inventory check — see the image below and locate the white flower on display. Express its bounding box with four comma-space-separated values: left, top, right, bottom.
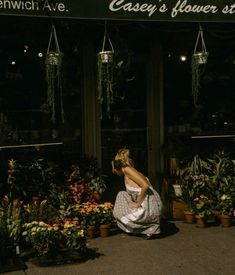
221, 194, 228, 201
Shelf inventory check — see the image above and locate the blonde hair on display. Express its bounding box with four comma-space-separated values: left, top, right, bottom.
112, 148, 134, 175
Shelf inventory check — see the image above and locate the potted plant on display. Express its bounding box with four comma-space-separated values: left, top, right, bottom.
87, 175, 107, 201
73, 202, 99, 239
193, 194, 212, 227
207, 151, 235, 226
179, 155, 210, 223
217, 194, 233, 227
97, 202, 114, 237
191, 24, 209, 107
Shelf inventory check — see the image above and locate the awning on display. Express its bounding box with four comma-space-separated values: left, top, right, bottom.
0, 0, 234, 22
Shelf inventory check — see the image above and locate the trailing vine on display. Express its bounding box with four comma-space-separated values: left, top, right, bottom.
45, 25, 65, 125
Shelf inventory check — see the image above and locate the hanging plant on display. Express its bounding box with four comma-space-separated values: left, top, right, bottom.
44, 24, 65, 125
191, 24, 209, 107
97, 23, 114, 119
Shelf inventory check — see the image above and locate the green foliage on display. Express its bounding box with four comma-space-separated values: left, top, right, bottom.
87, 175, 107, 195
97, 202, 114, 224
207, 151, 235, 215
0, 197, 22, 247
180, 151, 235, 216
22, 220, 87, 257
179, 155, 211, 212
193, 195, 212, 218
217, 194, 233, 216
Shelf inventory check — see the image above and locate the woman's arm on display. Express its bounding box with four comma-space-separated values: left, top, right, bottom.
123, 166, 149, 208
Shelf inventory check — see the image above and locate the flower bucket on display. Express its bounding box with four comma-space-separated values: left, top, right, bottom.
98, 51, 114, 64
193, 52, 209, 65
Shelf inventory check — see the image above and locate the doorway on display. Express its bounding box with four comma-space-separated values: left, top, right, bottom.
101, 60, 148, 176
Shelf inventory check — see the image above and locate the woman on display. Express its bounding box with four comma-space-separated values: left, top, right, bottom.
112, 148, 162, 239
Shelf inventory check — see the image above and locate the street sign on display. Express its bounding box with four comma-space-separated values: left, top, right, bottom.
0, 0, 234, 22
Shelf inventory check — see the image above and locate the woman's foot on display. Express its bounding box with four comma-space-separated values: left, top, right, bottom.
143, 234, 152, 240
143, 233, 160, 240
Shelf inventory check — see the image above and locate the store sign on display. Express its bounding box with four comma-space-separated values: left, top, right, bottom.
0, 0, 234, 22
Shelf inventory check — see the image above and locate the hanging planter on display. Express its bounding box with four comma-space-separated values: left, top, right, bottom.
98, 51, 114, 64
97, 23, 114, 119
191, 24, 209, 107
45, 24, 65, 126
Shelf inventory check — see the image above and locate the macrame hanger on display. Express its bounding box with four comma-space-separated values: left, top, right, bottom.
194, 24, 207, 54
47, 24, 60, 54
102, 21, 114, 52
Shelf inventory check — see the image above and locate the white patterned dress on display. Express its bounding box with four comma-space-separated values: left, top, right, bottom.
113, 182, 162, 235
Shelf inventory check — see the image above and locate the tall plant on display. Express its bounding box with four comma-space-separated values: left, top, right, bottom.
207, 151, 235, 214
179, 155, 210, 212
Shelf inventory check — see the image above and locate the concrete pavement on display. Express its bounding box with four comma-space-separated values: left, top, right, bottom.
2, 220, 235, 275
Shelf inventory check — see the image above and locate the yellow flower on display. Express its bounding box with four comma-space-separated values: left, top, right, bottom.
39, 221, 47, 227
77, 230, 84, 237
8, 159, 16, 170
31, 227, 37, 232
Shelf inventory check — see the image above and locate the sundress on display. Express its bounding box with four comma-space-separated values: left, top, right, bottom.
113, 181, 162, 235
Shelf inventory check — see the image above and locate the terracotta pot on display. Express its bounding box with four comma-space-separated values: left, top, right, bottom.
93, 191, 101, 201
195, 215, 207, 228
99, 224, 111, 237
184, 211, 195, 224
220, 215, 232, 227
86, 225, 96, 239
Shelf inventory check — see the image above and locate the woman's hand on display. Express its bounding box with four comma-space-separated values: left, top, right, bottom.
129, 202, 141, 209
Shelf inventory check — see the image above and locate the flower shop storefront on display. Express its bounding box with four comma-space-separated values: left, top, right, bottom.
0, 0, 235, 272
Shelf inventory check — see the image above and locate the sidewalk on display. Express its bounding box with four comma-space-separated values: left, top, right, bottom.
2, 220, 235, 275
